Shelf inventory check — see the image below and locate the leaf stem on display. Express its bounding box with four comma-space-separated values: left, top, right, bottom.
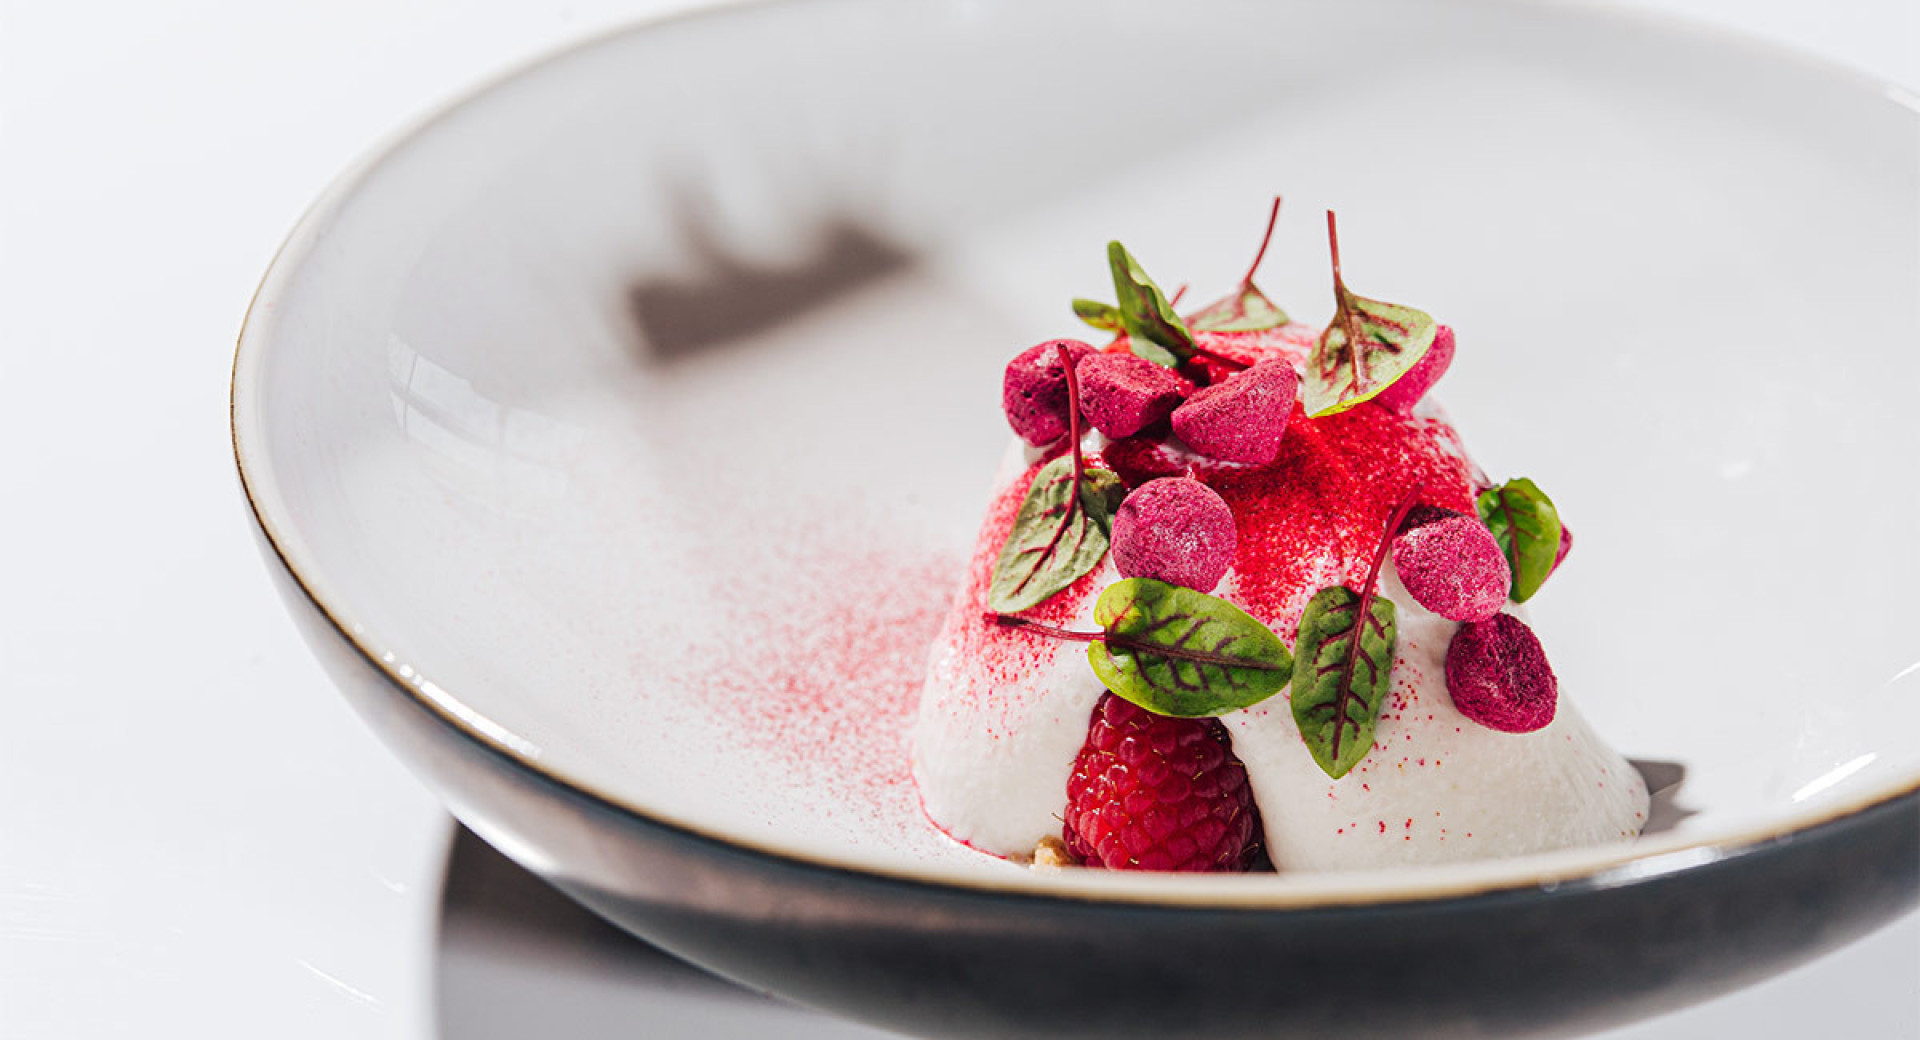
1325, 209, 1346, 297
1243, 195, 1283, 287
1001, 345, 1093, 602
1057, 342, 1086, 489
1326, 210, 1367, 388
1003, 349, 1101, 603
988, 613, 1288, 671
1323, 483, 1423, 765
987, 612, 1102, 642
1363, 483, 1425, 603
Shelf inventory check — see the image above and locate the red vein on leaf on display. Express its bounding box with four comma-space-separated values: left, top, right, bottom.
1169, 284, 1189, 307
1325, 483, 1424, 764
987, 613, 1287, 671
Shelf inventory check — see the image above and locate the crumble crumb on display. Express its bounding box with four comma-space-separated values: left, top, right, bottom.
1032, 835, 1076, 869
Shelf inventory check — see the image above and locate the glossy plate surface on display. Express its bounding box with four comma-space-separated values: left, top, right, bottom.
233, 0, 1918, 1032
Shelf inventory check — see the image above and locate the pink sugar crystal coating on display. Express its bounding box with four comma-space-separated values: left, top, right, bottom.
1374, 324, 1456, 414
1111, 478, 1237, 593
1169, 360, 1298, 465
1445, 613, 1557, 733
1075, 352, 1191, 438
1002, 339, 1095, 445
1391, 515, 1511, 622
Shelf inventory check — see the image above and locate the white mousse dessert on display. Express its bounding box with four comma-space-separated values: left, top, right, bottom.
912, 212, 1648, 873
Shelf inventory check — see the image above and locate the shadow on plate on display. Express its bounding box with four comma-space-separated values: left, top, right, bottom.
1629, 758, 1699, 836
434, 824, 899, 1039
625, 204, 914, 365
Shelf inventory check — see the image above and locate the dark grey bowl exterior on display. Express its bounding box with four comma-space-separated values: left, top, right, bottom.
259, 534, 1917, 1040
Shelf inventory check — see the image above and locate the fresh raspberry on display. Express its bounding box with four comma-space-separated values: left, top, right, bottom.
1062, 694, 1262, 872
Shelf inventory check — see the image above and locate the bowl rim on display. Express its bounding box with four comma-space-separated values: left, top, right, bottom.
230, 0, 1920, 910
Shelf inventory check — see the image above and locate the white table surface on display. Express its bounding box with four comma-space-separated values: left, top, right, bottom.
2, 1, 1915, 1036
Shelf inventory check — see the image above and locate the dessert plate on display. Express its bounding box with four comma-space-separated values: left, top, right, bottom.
231, 0, 1919, 1035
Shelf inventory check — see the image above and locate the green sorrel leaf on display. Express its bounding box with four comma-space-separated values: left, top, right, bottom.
1303, 287, 1436, 417
1073, 298, 1124, 333
1107, 241, 1195, 368
1189, 283, 1290, 333
1303, 214, 1435, 416
987, 458, 1125, 613
1291, 585, 1398, 779
1476, 477, 1562, 603
1085, 578, 1293, 718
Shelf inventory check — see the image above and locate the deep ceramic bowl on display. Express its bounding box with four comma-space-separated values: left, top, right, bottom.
232, 1, 1919, 1036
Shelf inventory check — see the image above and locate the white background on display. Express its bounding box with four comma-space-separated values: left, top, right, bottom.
1, 1, 1915, 1037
